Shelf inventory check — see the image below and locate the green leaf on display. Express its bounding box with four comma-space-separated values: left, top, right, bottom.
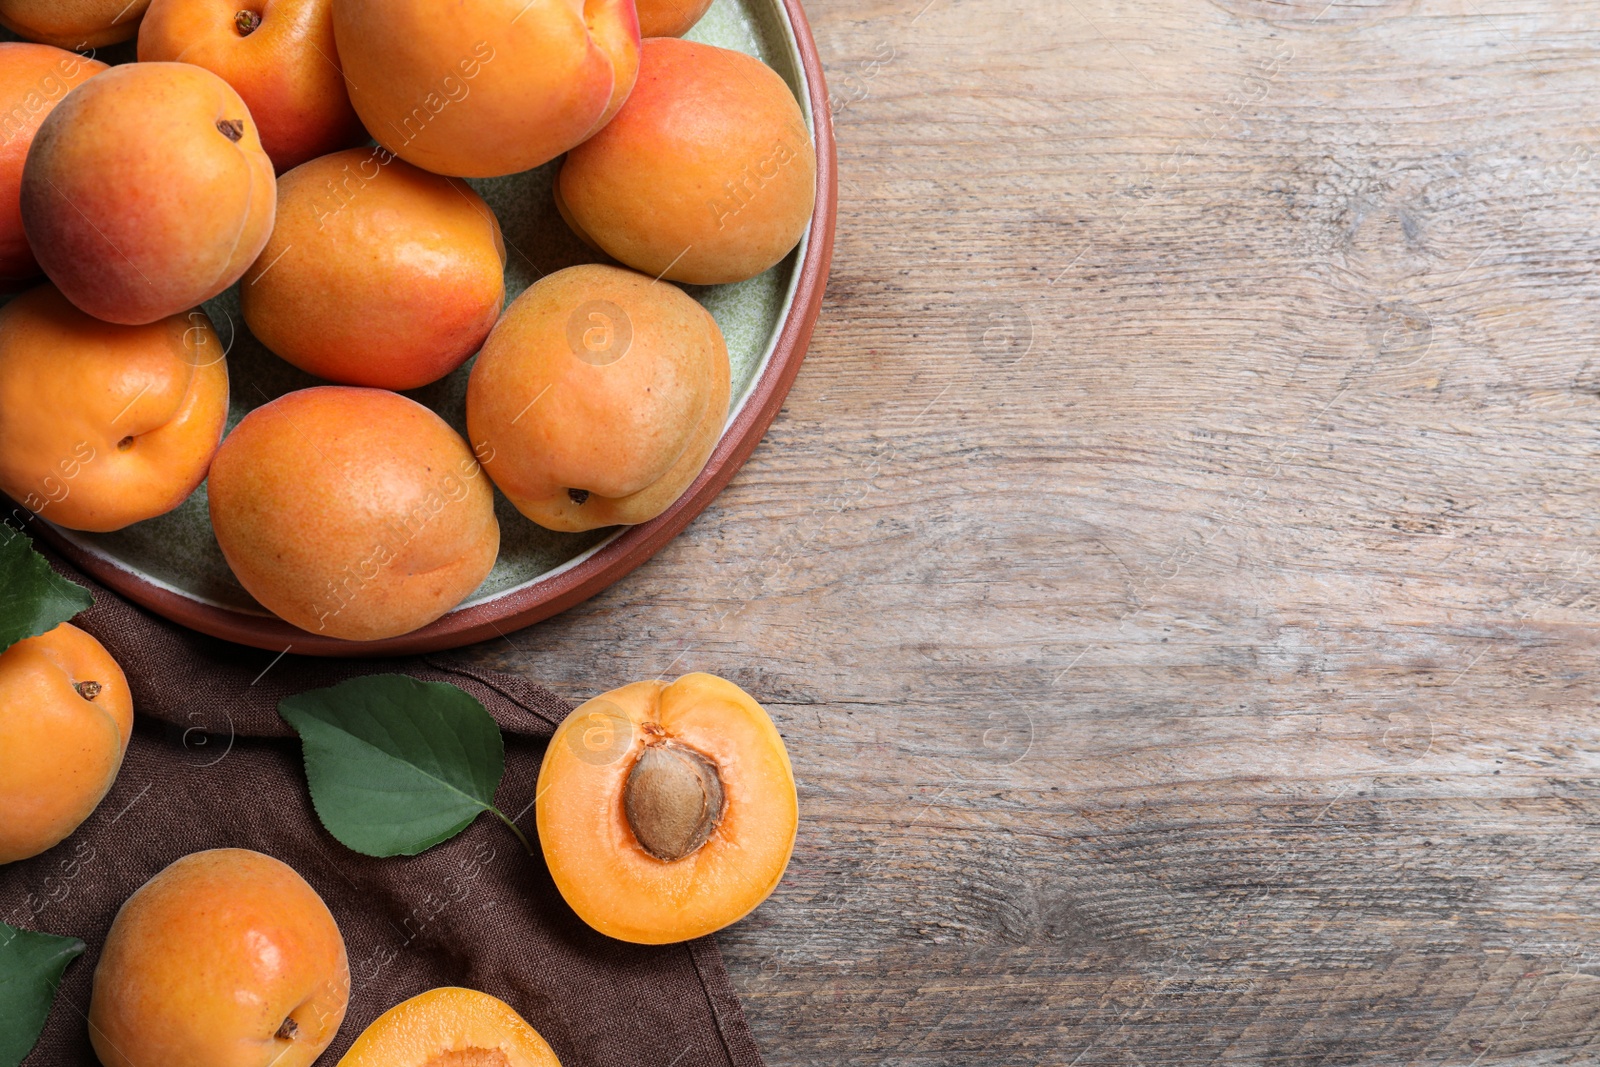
0, 531, 92, 652
0, 922, 85, 1067
279, 674, 510, 858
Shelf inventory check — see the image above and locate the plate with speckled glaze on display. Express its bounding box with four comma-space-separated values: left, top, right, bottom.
24, 0, 836, 656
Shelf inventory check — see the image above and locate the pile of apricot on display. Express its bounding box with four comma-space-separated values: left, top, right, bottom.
0, 0, 817, 641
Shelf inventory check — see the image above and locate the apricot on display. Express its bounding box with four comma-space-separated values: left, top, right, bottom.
21, 61, 275, 325
537, 673, 797, 944
0, 623, 131, 865
466, 264, 728, 533
90, 848, 350, 1067
207, 386, 500, 641
331, 0, 639, 178
0, 0, 150, 48
634, 0, 713, 38
241, 148, 506, 390
339, 988, 561, 1067
0, 285, 227, 532
138, 0, 367, 173
557, 38, 816, 285
0, 44, 105, 286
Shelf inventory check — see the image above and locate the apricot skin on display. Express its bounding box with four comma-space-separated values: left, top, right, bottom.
138, 0, 367, 173
0, 0, 150, 48
0, 622, 132, 865
558, 38, 816, 285
21, 62, 276, 325
635, 0, 714, 38
332, 0, 639, 178
0, 285, 228, 533
242, 148, 506, 390
207, 386, 500, 641
466, 264, 729, 533
537, 673, 797, 945
0, 44, 105, 286
338, 987, 561, 1067
90, 848, 350, 1067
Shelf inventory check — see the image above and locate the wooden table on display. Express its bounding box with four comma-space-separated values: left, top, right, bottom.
468, 0, 1600, 1061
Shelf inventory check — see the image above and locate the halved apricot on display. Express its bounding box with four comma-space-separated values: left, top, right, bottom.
338, 987, 560, 1067
536, 673, 797, 945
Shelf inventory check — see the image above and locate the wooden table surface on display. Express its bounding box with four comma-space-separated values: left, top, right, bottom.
467, 0, 1600, 1062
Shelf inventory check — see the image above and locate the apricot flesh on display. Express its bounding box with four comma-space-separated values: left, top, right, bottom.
90, 848, 350, 1067
138, 0, 367, 172
21, 61, 276, 325
339, 987, 561, 1067
0, 44, 105, 286
0, 285, 228, 532
635, 0, 714, 38
207, 386, 500, 641
0, 622, 132, 865
558, 38, 816, 285
537, 673, 797, 944
466, 264, 729, 532
241, 148, 506, 390
0, 0, 150, 48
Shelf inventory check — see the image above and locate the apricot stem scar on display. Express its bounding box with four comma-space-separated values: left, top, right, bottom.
234, 10, 262, 35
567, 488, 589, 505
216, 119, 245, 142
116, 435, 134, 451
74, 680, 102, 700
275, 1017, 299, 1041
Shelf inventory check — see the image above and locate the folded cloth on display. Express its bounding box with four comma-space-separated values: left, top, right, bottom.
4, 547, 764, 1067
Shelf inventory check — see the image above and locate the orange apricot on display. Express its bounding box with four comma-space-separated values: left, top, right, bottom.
21, 61, 275, 325
207, 386, 500, 641
466, 264, 729, 532
557, 38, 816, 285
0, 285, 227, 533
241, 148, 506, 390
0, 44, 105, 286
138, 0, 367, 173
339, 988, 561, 1067
90, 848, 350, 1067
0, 0, 150, 48
537, 673, 797, 944
0, 622, 132, 865
634, 0, 713, 38
331, 0, 639, 178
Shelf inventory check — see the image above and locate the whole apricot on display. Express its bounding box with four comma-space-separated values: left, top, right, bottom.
138, 0, 367, 172
557, 38, 815, 285
0, 44, 105, 286
207, 386, 500, 641
21, 61, 276, 325
0, 0, 150, 48
0, 622, 131, 865
537, 673, 797, 944
0, 285, 228, 532
634, 0, 713, 37
466, 264, 728, 532
89, 848, 350, 1067
339, 988, 562, 1067
241, 148, 506, 390
332, 0, 639, 178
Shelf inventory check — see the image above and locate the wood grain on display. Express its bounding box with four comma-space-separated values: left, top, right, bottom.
467, 0, 1600, 1061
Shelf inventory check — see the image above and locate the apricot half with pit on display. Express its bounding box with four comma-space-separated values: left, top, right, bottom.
537, 673, 797, 944
90, 848, 350, 1067
339, 987, 561, 1067
0, 622, 132, 864
466, 264, 729, 533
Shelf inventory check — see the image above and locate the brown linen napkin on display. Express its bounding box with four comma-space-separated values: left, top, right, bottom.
4, 547, 765, 1067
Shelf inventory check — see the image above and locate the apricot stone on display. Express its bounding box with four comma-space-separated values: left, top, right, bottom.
138, 0, 367, 172
0, 285, 228, 532
537, 673, 797, 944
0, 0, 150, 48
466, 264, 729, 532
557, 38, 816, 285
21, 61, 275, 325
242, 148, 506, 390
207, 386, 500, 641
0, 44, 105, 286
0, 622, 131, 865
634, 0, 713, 38
339, 988, 561, 1067
90, 848, 350, 1067
332, 0, 639, 178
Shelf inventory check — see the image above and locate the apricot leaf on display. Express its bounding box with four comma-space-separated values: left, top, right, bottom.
0, 532, 92, 653
280, 674, 532, 858
0, 922, 85, 1067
